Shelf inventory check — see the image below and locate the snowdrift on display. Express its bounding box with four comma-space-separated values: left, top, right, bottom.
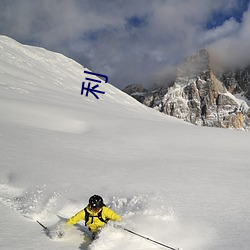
0, 36, 250, 250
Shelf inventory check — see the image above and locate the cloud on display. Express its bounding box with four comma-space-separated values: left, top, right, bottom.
0, 0, 249, 88
209, 3, 250, 69
200, 18, 240, 45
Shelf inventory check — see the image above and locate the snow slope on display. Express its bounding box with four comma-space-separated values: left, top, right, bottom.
0, 35, 250, 250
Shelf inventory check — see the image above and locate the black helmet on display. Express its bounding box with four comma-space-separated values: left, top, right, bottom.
89, 195, 104, 210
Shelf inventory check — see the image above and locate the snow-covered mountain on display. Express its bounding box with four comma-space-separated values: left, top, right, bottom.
1, 36, 250, 250
124, 49, 250, 130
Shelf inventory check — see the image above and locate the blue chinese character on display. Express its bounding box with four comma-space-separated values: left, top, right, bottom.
81, 71, 108, 99
81, 82, 105, 99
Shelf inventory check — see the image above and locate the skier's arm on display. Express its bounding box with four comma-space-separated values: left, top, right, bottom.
67, 209, 85, 225
104, 207, 122, 222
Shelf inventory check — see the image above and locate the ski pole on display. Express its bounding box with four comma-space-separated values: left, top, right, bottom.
122, 227, 180, 250
37, 220, 48, 231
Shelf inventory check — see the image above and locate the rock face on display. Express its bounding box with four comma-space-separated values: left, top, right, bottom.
217, 66, 250, 100
123, 84, 147, 103
124, 49, 250, 130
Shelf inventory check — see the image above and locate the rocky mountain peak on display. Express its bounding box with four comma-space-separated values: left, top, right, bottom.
177, 49, 210, 78
123, 49, 250, 130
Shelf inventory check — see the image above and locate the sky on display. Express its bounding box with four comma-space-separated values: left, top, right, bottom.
1, 35, 250, 250
0, 0, 249, 89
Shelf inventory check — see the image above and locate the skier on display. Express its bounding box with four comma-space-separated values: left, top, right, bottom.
66, 194, 121, 239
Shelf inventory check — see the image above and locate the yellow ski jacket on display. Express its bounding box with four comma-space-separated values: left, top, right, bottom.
67, 206, 121, 233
